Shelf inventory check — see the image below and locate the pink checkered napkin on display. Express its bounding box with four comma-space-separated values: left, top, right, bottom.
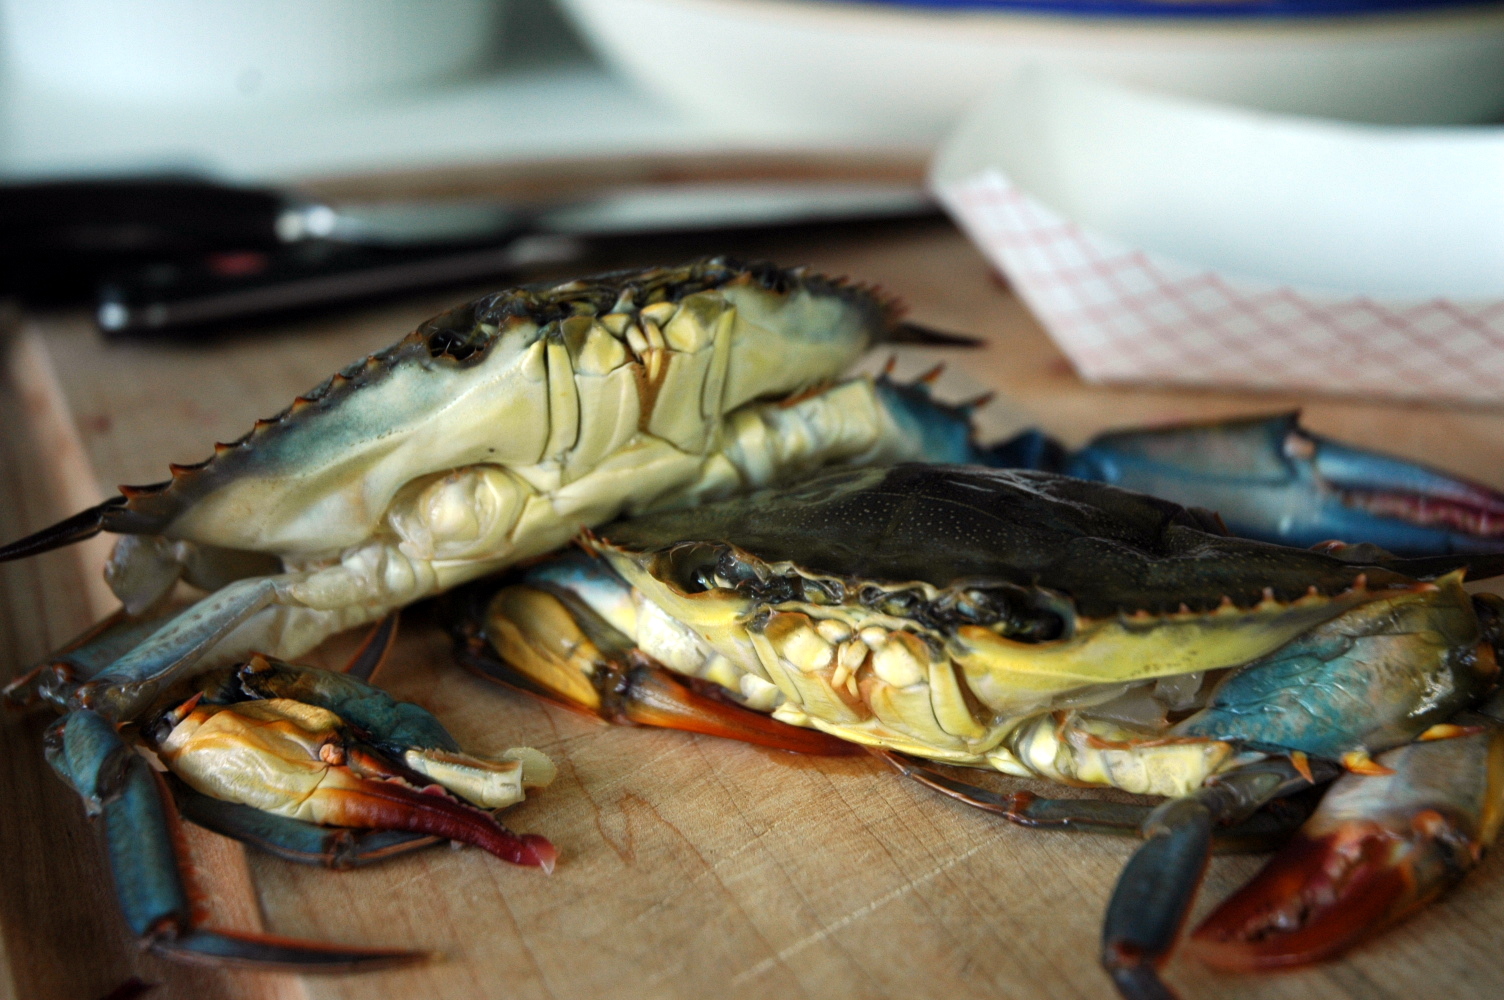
938, 170, 1504, 405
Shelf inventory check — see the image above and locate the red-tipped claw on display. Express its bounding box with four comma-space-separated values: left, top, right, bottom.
1189, 713, 1504, 971
156, 698, 557, 873
316, 773, 557, 872
1189, 821, 1435, 970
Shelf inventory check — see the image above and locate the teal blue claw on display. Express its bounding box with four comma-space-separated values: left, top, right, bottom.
197, 655, 462, 757
1171, 590, 1498, 762
874, 371, 996, 466
989, 413, 1504, 556
45, 709, 423, 970
173, 787, 440, 869
76, 576, 282, 722
1099, 757, 1338, 1000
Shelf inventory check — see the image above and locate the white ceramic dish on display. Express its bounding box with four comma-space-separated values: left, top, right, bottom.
559, 0, 1504, 148
930, 70, 1504, 404
0, 0, 508, 107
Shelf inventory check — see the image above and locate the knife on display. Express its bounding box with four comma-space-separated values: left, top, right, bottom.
96, 182, 939, 338
0, 178, 936, 337
0, 178, 290, 303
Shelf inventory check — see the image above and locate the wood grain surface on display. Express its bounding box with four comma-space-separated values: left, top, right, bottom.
4, 222, 1504, 1000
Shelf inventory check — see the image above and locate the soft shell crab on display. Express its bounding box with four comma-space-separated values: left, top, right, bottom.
40, 625, 558, 968
8, 255, 1504, 978
454, 463, 1504, 1000
6, 258, 980, 723
3, 259, 1003, 965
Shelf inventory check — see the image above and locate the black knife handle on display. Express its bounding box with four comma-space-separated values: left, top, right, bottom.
0, 177, 288, 302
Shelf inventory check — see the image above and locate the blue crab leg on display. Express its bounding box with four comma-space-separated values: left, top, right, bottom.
870, 373, 997, 466
1170, 580, 1498, 764
46, 708, 422, 970
1100, 757, 1337, 1000
991, 413, 1504, 555
872, 749, 1314, 851
342, 611, 399, 682
75, 576, 282, 722
3, 607, 166, 707
173, 787, 440, 868
450, 573, 860, 755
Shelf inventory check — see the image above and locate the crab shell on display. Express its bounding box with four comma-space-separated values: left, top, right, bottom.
63, 258, 967, 670
110, 259, 893, 558
525, 464, 1501, 796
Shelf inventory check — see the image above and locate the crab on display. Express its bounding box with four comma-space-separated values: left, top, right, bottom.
8, 257, 1504, 976
40, 617, 557, 968
4, 259, 984, 721
2, 259, 1001, 965
450, 462, 1504, 1000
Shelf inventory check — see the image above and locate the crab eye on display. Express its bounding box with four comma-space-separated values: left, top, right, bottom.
427, 328, 483, 362
1010, 613, 1066, 643
799, 578, 844, 605
953, 589, 1001, 622
417, 302, 488, 362
714, 550, 763, 588
877, 590, 921, 617
662, 543, 728, 594
928, 586, 1006, 626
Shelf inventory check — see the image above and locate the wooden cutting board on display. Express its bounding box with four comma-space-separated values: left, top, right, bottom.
4, 222, 1504, 1000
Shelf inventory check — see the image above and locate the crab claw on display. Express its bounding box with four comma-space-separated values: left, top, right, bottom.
990, 412, 1504, 555
46, 708, 422, 970
155, 695, 557, 872
1188, 700, 1504, 971
1189, 822, 1441, 971
1059, 413, 1504, 556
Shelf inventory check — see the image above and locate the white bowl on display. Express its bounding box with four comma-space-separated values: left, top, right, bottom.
0, 0, 508, 107
930, 70, 1504, 404
559, 0, 1504, 147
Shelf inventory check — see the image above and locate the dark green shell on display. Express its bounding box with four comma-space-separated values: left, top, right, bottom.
599, 464, 1501, 619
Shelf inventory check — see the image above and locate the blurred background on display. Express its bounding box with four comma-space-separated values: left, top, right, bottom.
4, 0, 1504, 183
0, 0, 926, 183
3, 0, 1504, 360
